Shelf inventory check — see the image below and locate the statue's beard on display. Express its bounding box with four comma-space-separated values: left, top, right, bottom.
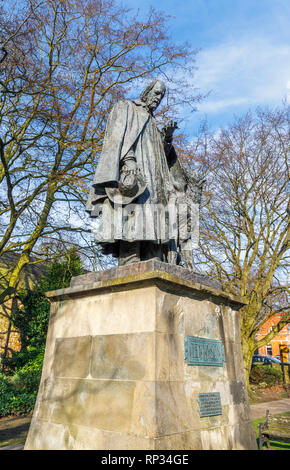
146, 100, 160, 112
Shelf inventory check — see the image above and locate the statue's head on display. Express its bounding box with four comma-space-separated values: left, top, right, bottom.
140, 80, 166, 112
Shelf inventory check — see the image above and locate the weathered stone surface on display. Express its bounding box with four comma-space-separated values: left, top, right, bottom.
70, 260, 222, 291
52, 336, 92, 378
25, 265, 257, 450
90, 333, 154, 381
48, 378, 136, 433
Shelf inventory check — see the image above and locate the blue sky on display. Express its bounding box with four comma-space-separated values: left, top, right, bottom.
123, 0, 290, 135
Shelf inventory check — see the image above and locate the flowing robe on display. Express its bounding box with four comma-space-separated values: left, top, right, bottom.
86, 98, 196, 259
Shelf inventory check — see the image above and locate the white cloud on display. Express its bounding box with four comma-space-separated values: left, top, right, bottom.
199, 97, 249, 113
195, 35, 290, 114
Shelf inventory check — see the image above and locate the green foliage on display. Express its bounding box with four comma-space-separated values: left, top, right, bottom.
0, 337, 44, 416
11, 248, 85, 351
0, 248, 85, 416
0, 350, 44, 416
250, 364, 283, 387
0, 366, 39, 417
1, 347, 43, 376
12, 349, 44, 393
0, 373, 14, 416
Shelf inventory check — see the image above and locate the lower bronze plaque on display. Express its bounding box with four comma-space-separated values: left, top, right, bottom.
198, 392, 222, 417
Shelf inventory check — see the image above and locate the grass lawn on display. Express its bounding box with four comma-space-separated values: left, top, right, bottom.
252, 412, 290, 450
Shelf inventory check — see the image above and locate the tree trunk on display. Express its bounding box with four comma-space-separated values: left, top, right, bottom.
241, 335, 256, 398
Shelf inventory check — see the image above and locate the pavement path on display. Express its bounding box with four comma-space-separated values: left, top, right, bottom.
250, 398, 290, 419
0, 444, 24, 450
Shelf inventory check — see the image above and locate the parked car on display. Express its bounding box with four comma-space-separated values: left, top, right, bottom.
252, 354, 281, 365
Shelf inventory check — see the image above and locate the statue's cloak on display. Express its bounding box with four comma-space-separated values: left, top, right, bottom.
85, 97, 199, 256
86, 100, 150, 213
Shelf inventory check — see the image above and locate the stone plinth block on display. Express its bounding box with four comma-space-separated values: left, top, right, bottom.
24, 261, 257, 450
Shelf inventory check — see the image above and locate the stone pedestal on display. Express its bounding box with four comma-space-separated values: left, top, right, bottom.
24, 261, 257, 450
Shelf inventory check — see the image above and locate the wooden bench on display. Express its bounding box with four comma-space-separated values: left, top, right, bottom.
258, 410, 290, 449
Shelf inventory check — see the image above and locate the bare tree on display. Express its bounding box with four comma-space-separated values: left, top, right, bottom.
0, 0, 201, 303
187, 107, 290, 392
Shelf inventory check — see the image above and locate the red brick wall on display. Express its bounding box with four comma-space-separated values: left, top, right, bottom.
257, 312, 290, 359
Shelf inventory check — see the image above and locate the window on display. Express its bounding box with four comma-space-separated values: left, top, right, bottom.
266, 345, 272, 356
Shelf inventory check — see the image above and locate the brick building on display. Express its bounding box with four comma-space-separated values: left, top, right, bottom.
256, 312, 290, 361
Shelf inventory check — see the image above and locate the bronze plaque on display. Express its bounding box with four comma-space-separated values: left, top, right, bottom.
198, 392, 222, 417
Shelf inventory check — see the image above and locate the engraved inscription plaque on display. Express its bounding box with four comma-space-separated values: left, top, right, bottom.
184, 336, 225, 366
198, 392, 222, 417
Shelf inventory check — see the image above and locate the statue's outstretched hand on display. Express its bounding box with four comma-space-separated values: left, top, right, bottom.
161, 120, 178, 140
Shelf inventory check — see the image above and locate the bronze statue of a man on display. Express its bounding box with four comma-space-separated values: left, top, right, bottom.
86, 80, 202, 266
